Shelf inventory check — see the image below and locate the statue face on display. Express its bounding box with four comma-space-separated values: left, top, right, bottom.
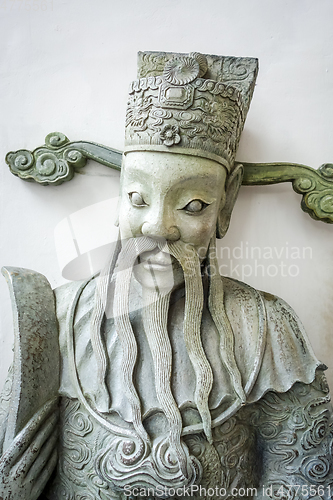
118, 151, 227, 289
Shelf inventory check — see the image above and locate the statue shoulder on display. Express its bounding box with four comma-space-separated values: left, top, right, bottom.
258, 289, 323, 391
220, 276, 323, 401
54, 276, 97, 325
54, 277, 97, 400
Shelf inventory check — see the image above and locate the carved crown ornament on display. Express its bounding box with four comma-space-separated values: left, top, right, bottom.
4, 51, 333, 224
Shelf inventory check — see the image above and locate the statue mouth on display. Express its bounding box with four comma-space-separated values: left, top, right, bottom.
128, 238, 186, 291
139, 248, 176, 271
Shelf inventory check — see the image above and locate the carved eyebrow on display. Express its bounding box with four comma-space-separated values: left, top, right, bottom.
123, 167, 151, 182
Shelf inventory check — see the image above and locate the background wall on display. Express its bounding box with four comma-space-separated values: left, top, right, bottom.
0, 0, 332, 388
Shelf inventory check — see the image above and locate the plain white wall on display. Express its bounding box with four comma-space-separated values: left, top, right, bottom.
0, 0, 333, 389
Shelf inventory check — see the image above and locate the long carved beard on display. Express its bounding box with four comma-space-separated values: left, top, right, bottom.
90, 234, 243, 478
207, 237, 245, 404
140, 239, 214, 473
112, 238, 213, 450
141, 287, 185, 468
167, 241, 214, 443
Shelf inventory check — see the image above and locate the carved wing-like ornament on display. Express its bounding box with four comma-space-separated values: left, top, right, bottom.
5, 132, 333, 223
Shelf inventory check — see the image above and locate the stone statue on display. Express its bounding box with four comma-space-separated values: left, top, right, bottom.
0, 51, 332, 500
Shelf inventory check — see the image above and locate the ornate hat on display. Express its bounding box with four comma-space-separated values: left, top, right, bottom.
124, 51, 258, 171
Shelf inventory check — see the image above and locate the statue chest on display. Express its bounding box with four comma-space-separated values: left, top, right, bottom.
45, 398, 259, 500
97, 298, 237, 421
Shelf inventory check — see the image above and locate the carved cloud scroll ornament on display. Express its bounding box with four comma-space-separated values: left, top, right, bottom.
5, 132, 122, 186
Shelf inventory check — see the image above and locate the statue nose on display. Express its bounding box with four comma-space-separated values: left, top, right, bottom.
141, 214, 180, 242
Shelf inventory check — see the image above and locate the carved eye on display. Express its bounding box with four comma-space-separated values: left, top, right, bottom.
183, 199, 208, 213
129, 192, 147, 207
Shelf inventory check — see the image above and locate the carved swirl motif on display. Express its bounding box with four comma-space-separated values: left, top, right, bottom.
302, 410, 330, 450
319, 162, 333, 179
49, 399, 205, 498
292, 382, 311, 398
5, 132, 122, 186
94, 435, 200, 491
47, 399, 113, 499
163, 56, 200, 85
46, 378, 333, 500
62, 400, 94, 486
149, 108, 173, 130
258, 420, 282, 439
312, 370, 330, 394
269, 431, 298, 473
245, 372, 333, 496
288, 407, 306, 430
137, 52, 168, 78
189, 52, 208, 78
300, 455, 330, 483
10, 150, 34, 171
45, 131, 69, 148
293, 174, 333, 221
293, 176, 314, 192
211, 413, 259, 497
5, 132, 85, 186
184, 433, 221, 497
227, 59, 250, 79
192, 78, 243, 104
242, 162, 333, 223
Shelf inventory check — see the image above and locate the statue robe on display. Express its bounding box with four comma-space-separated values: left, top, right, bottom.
1, 269, 330, 500
56, 274, 321, 430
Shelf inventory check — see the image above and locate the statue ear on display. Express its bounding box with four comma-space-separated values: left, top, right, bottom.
216, 163, 244, 239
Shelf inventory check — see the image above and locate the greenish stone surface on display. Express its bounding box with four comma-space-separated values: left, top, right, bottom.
1, 51, 332, 500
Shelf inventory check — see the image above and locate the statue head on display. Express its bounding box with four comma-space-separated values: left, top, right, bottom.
117, 51, 258, 289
